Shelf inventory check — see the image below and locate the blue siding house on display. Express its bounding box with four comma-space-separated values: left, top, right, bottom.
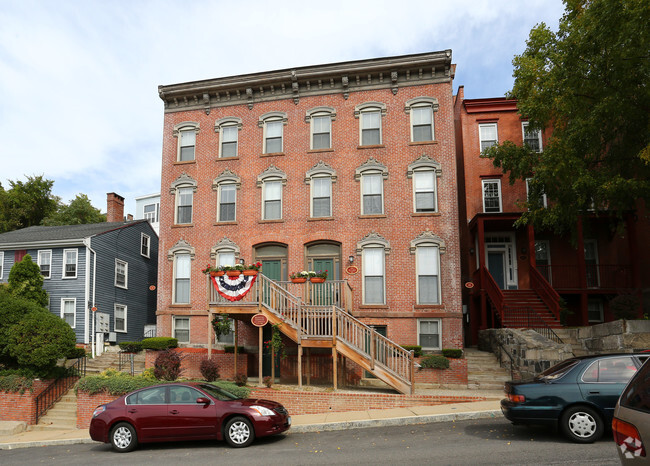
0, 221, 158, 345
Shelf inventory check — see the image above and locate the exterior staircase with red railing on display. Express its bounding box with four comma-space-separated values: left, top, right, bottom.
501, 290, 562, 329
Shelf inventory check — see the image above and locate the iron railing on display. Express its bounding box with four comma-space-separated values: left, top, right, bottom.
494, 335, 519, 381
503, 307, 564, 345
536, 264, 633, 289
34, 357, 86, 424
118, 351, 135, 375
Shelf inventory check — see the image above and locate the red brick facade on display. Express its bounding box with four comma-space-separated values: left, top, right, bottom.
0, 380, 52, 425
156, 52, 466, 384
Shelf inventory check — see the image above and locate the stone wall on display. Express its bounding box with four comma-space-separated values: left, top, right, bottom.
575, 319, 650, 354
479, 328, 573, 379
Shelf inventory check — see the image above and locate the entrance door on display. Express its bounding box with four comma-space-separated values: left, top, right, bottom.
312, 258, 334, 305
261, 259, 282, 378
487, 251, 506, 289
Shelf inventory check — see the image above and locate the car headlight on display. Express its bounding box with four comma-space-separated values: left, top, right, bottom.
251, 405, 275, 416
92, 405, 106, 418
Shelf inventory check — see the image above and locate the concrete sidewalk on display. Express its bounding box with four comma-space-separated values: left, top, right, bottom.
0, 394, 503, 450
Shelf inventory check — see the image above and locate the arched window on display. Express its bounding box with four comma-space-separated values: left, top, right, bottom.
257, 166, 287, 220
410, 231, 446, 305
258, 112, 288, 154
212, 169, 241, 222
354, 102, 387, 146
305, 161, 337, 218
306, 106, 336, 150
169, 173, 197, 225
356, 232, 391, 305
407, 155, 442, 213
404, 97, 439, 142
173, 122, 200, 162
167, 239, 195, 305
214, 117, 243, 158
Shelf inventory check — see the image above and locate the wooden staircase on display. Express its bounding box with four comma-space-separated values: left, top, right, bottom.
254, 275, 415, 394
501, 290, 562, 329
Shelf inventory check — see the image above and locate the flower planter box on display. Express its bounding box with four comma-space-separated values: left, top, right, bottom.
310, 277, 325, 283
291, 277, 307, 283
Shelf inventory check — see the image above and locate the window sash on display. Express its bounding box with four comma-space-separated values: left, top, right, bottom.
419, 320, 440, 349
482, 180, 501, 213
479, 124, 498, 151
312, 116, 331, 149
63, 250, 77, 277
264, 181, 282, 220
115, 261, 127, 288
179, 131, 195, 161
174, 255, 190, 304
219, 185, 236, 222
115, 305, 126, 332
38, 251, 51, 278
144, 204, 158, 222
174, 317, 190, 342
363, 248, 385, 304
361, 111, 381, 145
221, 126, 238, 157
312, 177, 331, 217
523, 123, 542, 152
362, 173, 382, 215
141, 234, 150, 257
177, 187, 193, 224
62, 299, 75, 327
414, 171, 436, 212
265, 121, 283, 153
412, 107, 433, 142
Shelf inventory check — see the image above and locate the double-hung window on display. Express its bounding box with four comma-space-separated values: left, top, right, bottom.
115, 259, 128, 288
482, 179, 502, 213
177, 187, 193, 224
263, 180, 282, 220
312, 177, 332, 217
479, 123, 498, 152
174, 122, 199, 162
63, 249, 77, 278
174, 253, 191, 304
265, 121, 283, 153
141, 234, 150, 258
522, 122, 543, 152
218, 184, 236, 222
417, 246, 440, 304
173, 317, 190, 343
215, 117, 242, 158
114, 304, 127, 332
362, 173, 383, 215
418, 319, 441, 350
61, 298, 76, 327
307, 107, 335, 150
38, 250, 52, 278
143, 203, 158, 223
405, 97, 438, 143
362, 247, 385, 305
413, 170, 436, 212
526, 178, 547, 208
355, 102, 386, 146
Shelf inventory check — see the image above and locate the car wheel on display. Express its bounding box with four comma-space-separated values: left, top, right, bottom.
560, 406, 604, 443
225, 416, 255, 448
110, 422, 138, 452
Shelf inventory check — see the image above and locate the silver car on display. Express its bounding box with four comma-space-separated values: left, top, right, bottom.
613, 355, 650, 463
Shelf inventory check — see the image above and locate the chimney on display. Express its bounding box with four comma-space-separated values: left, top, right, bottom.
106, 193, 125, 223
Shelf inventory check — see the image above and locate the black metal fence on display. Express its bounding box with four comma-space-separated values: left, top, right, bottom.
34, 357, 86, 424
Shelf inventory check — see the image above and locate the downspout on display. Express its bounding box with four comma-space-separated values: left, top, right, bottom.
83, 238, 97, 358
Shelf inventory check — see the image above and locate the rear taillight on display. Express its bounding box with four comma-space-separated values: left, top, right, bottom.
507, 394, 525, 403
613, 417, 646, 458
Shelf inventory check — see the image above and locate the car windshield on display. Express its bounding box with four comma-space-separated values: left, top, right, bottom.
199, 384, 242, 401
536, 359, 580, 381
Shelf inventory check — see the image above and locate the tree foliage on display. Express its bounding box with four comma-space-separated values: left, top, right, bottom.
0, 175, 58, 233
0, 288, 46, 366
7, 254, 48, 307
42, 194, 106, 226
483, 0, 650, 234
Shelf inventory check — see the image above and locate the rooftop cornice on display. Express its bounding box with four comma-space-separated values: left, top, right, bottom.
159, 51, 454, 114
463, 97, 518, 114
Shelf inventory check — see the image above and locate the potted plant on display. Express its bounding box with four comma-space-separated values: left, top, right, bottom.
201, 264, 224, 277
310, 270, 328, 283
290, 271, 309, 283
243, 262, 262, 276
224, 264, 244, 277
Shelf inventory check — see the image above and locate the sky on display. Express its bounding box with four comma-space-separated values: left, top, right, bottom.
0, 0, 566, 216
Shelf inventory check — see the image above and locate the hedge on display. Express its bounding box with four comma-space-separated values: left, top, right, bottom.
441, 348, 463, 359
141, 337, 178, 351
419, 355, 450, 370
400, 345, 422, 357
119, 342, 143, 353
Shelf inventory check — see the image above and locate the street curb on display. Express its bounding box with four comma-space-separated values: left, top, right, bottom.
0, 438, 99, 450
288, 410, 502, 433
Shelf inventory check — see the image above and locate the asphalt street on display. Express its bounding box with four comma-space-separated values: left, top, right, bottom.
0, 418, 620, 465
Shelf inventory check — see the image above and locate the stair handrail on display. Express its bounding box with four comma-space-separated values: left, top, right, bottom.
522, 307, 564, 345
481, 266, 505, 320
529, 266, 561, 321
34, 356, 85, 424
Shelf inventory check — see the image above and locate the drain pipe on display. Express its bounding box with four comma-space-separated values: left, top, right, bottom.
83, 238, 97, 358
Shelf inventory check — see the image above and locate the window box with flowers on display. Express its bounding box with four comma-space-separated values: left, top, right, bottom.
202, 265, 225, 277
310, 270, 328, 283
224, 264, 245, 277
290, 271, 310, 283
243, 262, 262, 276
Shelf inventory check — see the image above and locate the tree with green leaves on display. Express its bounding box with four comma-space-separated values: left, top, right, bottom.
0, 175, 59, 233
483, 0, 650, 235
42, 194, 106, 226
8, 254, 48, 308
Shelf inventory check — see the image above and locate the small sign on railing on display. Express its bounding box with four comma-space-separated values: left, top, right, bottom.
251, 314, 268, 327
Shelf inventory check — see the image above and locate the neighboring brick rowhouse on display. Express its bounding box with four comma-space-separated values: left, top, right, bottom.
0, 380, 52, 425
76, 389, 487, 429
106, 192, 125, 222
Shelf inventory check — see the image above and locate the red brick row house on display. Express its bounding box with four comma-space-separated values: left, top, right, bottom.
156, 51, 464, 392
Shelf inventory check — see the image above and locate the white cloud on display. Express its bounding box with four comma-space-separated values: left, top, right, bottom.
0, 0, 565, 214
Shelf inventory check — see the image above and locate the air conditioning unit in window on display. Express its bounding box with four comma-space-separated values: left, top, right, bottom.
107, 332, 117, 343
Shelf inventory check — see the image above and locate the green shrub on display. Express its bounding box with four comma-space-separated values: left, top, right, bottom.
401, 345, 422, 357
233, 373, 247, 386
224, 345, 246, 354
7, 254, 48, 308
199, 358, 219, 382
419, 355, 450, 370
209, 381, 250, 399
441, 348, 463, 359
68, 347, 87, 359
77, 372, 161, 395
141, 337, 178, 351
119, 342, 143, 353
153, 349, 183, 381
0, 374, 34, 394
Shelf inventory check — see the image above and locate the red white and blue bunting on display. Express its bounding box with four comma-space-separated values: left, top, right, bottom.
210, 274, 258, 302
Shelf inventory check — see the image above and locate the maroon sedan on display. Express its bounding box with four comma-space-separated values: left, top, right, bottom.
90, 382, 291, 452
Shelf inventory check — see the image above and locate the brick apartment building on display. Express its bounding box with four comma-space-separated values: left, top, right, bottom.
156, 51, 465, 391
454, 87, 649, 345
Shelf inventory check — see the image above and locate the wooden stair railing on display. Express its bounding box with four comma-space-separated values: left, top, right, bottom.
256, 274, 414, 394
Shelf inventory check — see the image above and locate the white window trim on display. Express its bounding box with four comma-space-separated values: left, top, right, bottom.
306, 107, 336, 150
217, 183, 237, 222
405, 97, 439, 143
114, 304, 127, 333
143, 203, 159, 223
526, 178, 547, 208
0, 251, 4, 279
61, 298, 76, 328
63, 248, 78, 279
115, 259, 128, 289
172, 122, 200, 162
309, 175, 333, 218
479, 122, 498, 153
418, 318, 442, 350
522, 122, 543, 152
360, 171, 385, 215
259, 112, 288, 154
361, 246, 386, 305
173, 316, 190, 343
169, 242, 194, 305
215, 117, 242, 158
482, 179, 502, 213
412, 169, 438, 213
38, 249, 52, 279
415, 245, 441, 305
141, 233, 151, 258
175, 186, 193, 225
354, 102, 387, 146
262, 178, 283, 220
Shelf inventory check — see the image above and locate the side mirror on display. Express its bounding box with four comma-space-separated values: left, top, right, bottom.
196, 397, 211, 405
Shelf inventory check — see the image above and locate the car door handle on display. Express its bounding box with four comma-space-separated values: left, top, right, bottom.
170, 410, 179, 414
588, 391, 600, 394
127, 409, 137, 413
